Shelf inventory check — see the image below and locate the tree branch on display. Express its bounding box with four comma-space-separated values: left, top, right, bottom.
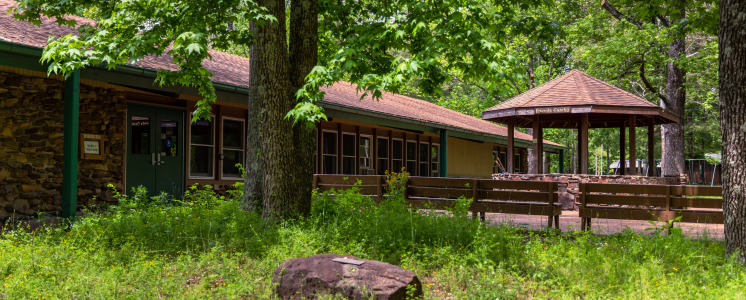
639, 58, 668, 102
601, 0, 644, 30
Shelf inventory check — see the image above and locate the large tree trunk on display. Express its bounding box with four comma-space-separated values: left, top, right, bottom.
242, 86, 263, 212
719, 0, 746, 261
289, 0, 319, 216
249, 0, 296, 220
661, 8, 686, 177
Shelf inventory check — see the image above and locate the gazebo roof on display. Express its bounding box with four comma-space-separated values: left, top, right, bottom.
482, 69, 680, 128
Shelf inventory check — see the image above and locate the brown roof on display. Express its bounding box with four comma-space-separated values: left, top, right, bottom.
0, 0, 562, 147
486, 69, 659, 111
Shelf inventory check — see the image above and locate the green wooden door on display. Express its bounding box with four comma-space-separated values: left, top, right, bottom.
126, 104, 185, 198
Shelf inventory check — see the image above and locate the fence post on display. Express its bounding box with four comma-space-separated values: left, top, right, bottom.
377, 175, 384, 202
546, 182, 554, 229
312, 175, 318, 190
666, 184, 672, 235
580, 183, 587, 231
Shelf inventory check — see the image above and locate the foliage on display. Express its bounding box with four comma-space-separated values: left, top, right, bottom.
2, 186, 745, 298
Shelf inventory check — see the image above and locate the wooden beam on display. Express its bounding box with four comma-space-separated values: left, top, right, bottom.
532, 115, 542, 174
355, 126, 360, 175
648, 120, 655, 176
629, 115, 637, 175
580, 113, 589, 174
618, 122, 627, 175
337, 123, 342, 174
507, 118, 514, 173
428, 136, 433, 177
373, 128, 377, 174
415, 134, 420, 176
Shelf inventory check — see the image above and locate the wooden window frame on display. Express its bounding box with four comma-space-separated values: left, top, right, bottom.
431, 143, 440, 177
219, 116, 245, 180
359, 135, 373, 175
188, 114, 216, 179
341, 132, 357, 175
321, 130, 338, 175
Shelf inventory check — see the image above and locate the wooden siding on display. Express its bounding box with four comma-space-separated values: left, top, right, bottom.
446, 137, 494, 178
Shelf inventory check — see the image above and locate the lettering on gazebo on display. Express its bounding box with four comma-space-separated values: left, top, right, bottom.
535, 107, 570, 114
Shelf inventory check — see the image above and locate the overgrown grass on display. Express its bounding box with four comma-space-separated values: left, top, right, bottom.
1, 182, 744, 299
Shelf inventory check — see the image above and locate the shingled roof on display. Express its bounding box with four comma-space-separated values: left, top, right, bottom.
482, 69, 679, 128
0, 0, 562, 148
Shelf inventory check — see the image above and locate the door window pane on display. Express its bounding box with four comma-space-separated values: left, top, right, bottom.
342, 157, 356, 175
131, 116, 150, 154
323, 132, 337, 155
393, 140, 403, 160
419, 143, 428, 162
160, 120, 178, 156
223, 119, 243, 149
406, 141, 416, 160
377, 138, 388, 159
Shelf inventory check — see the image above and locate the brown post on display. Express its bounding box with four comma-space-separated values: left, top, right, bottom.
373, 128, 377, 174
355, 126, 360, 175
619, 121, 627, 175
312, 174, 318, 190
580, 113, 589, 174
507, 118, 514, 173
580, 183, 587, 231
317, 127, 322, 174
629, 115, 637, 175
388, 131, 393, 174
415, 135, 420, 176
577, 124, 582, 174
547, 182, 554, 229
532, 115, 542, 174
337, 123, 342, 174
428, 136, 433, 177
648, 120, 655, 177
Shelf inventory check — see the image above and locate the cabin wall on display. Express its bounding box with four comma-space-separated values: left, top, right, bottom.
446, 138, 493, 178
0, 70, 127, 219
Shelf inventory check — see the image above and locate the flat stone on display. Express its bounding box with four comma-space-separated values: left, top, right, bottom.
273, 254, 423, 300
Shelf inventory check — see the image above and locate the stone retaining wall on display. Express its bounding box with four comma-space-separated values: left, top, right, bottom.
0, 71, 126, 220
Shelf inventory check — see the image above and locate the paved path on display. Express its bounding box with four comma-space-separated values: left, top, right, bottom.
482, 211, 724, 240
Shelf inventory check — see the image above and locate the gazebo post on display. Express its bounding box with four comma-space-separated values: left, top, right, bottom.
532, 115, 543, 174
648, 119, 655, 176
580, 113, 589, 174
576, 125, 581, 174
619, 121, 627, 175
507, 118, 514, 174
629, 115, 637, 175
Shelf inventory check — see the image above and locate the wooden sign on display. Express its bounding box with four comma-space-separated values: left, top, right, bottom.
79, 133, 105, 160
534, 107, 570, 114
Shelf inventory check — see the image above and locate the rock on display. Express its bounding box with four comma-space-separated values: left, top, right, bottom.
272, 254, 423, 300
6, 201, 29, 214
559, 192, 576, 210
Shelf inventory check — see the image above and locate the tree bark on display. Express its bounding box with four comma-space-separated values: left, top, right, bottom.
242, 83, 263, 212
250, 0, 296, 220
289, 0, 319, 217
719, 0, 746, 261
661, 32, 686, 177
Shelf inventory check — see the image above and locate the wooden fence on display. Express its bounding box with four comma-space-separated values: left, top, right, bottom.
313, 175, 561, 228
579, 183, 723, 231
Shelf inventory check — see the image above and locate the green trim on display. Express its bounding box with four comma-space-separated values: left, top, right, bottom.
440, 130, 448, 177
61, 70, 80, 219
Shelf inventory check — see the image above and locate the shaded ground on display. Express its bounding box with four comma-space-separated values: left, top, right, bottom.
483, 211, 724, 239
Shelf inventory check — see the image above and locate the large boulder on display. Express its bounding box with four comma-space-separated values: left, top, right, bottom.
559, 192, 576, 210
272, 254, 423, 300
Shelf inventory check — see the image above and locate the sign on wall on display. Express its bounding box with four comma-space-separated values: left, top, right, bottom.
534, 107, 571, 114
79, 133, 105, 160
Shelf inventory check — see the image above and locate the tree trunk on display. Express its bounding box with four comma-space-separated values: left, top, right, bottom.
242, 85, 263, 212
661, 7, 686, 177
289, 0, 319, 216
250, 0, 296, 220
719, 0, 746, 261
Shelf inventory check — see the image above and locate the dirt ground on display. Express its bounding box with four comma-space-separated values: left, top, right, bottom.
482, 211, 724, 240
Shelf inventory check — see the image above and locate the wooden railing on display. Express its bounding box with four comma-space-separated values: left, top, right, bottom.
313, 175, 561, 228
579, 183, 723, 231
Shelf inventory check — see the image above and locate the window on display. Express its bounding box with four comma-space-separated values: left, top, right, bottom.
392, 139, 403, 173
360, 136, 372, 174
131, 116, 150, 155
322, 131, 337, 174
222, 118, 245, 179
500, 151, 507, 171
514, 153, 521, 173
494, 151, 507, 174
376, 137, 389, 175
190, 117, 214, 178
406, 141, 417, 175
342, 133, 356, 175
419, 142, 429, 177
493, 151, 499, 174
431, 144, 440, 177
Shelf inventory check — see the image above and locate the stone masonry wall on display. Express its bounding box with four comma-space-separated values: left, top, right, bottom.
0, 71, 126, 221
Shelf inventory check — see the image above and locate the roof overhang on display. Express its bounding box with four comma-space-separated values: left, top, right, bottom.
482, 104, 680, 128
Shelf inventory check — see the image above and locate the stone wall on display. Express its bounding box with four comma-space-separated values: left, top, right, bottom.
492, 173, 687, 208
0, 71, 126, 221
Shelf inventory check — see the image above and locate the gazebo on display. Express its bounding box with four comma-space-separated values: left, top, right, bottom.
482, 69, 680, 176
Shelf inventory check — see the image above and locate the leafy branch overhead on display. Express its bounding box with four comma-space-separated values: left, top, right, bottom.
11, 0, 275, 121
